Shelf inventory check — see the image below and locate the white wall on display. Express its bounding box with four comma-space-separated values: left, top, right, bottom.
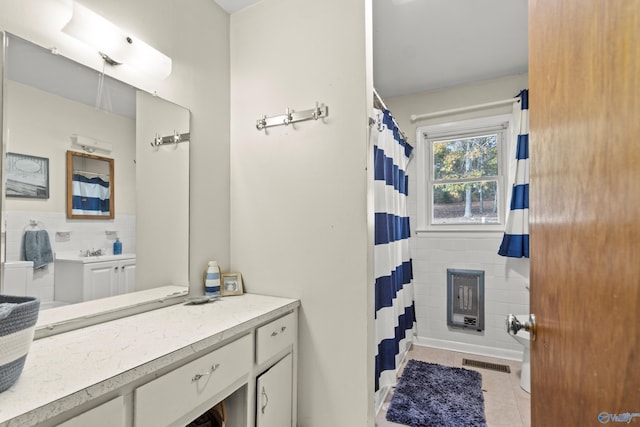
0, 0, 231, 291
386, 74, 531, 359
230, 0, 373, 425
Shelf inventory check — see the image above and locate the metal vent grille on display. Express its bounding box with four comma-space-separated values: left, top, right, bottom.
462, 358, 511, 373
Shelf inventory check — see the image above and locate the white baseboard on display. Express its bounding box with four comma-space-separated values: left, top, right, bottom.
415, 336, 523, 361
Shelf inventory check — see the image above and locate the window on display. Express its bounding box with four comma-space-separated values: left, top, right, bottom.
417, 114, 512, 231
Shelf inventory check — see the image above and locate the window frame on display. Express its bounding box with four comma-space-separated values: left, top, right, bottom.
416, 114, 513, 232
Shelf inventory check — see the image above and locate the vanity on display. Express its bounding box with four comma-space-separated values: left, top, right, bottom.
0, 293, 300, 427
54, 254, 137, 303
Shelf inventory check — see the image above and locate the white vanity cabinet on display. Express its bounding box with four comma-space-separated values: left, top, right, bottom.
54, 255, 136, 303
134, 334, 252, 427
253, 312, 297, 427
0, 294, 299, 427
256, 353, 293, 427
56, 397, 125, 427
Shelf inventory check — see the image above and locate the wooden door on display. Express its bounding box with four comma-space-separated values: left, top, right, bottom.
529, 1, 640, 425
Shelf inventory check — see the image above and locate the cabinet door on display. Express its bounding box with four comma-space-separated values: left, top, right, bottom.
118, 261, 136, 294
256, 353, 293, 427
84, 262, 118, 301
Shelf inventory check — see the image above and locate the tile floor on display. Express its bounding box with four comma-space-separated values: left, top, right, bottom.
376, 345, 531, 427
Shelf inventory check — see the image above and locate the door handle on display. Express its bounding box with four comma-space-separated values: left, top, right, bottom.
261, 386, 269, 414
506, 313, 536, 341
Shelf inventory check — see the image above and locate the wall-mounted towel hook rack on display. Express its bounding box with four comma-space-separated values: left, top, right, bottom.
150, 131, 191, 148
255, 102, 329, 131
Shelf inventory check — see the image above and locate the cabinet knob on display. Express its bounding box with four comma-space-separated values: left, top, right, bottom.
270, 326, 286, 337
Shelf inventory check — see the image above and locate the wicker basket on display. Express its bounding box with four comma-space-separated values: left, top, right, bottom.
0, 295, 40, 393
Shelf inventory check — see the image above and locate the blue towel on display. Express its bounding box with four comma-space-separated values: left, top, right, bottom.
22, 230, 53, 269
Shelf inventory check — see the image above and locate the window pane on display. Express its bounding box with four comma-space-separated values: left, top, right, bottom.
432, 181, 499, 224
433, 134, 498, 180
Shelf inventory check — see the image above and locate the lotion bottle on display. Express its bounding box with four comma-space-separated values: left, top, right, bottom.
204, 261, 221, 298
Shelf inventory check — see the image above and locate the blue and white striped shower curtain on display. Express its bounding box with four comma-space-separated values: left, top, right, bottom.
373, 109, 416, 393
499, 89, 529, 258
71, 174, 111, 215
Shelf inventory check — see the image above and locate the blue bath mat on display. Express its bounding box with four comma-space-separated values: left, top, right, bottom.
386, 360, 487, 427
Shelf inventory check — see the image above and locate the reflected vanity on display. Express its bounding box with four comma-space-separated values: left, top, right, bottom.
0, 32, 190, 335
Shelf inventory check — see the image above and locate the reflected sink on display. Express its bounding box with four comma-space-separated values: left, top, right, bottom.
55, 253, 136, 263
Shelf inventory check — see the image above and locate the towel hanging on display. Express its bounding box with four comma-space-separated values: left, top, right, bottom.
22, 229, 53, 269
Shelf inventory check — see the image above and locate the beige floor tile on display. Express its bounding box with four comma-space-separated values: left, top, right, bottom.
376, 345, 531, 426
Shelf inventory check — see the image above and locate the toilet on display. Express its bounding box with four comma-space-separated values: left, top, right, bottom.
2, 261, 34, 296
509, 315, 531, 393
2, 261, 68, 309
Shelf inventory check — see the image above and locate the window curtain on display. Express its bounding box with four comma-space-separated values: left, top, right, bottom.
498, 89, 529, 258
372, 108, 416, 394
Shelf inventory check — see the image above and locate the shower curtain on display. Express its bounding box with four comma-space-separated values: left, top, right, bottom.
71, 173, 111, 216
372, 108, 416, 394
498, 89, 529, 258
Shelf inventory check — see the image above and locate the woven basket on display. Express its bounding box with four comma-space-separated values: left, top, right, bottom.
0, 295, 40, 393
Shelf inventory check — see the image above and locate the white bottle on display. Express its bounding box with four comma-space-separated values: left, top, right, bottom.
204, 261, 221, 298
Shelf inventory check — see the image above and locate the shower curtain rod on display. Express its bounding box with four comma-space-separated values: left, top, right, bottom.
410, 97, 520, 122
372, 88, 410, 141
373, 88, 388, 110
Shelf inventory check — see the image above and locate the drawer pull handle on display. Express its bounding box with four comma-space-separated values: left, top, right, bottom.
261, 386, 269, 414
191, 363, 220, 382
270, 326, 287, 337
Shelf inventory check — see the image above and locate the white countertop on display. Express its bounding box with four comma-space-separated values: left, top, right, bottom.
0, 293, 299, 426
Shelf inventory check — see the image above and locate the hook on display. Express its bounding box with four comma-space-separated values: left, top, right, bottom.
150, 133, 163, 147
256, 115, 267, 131
283, 108, 292, 126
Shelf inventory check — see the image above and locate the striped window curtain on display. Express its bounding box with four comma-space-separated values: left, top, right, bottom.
373, 109, 416, 394
498, 89, 529, 258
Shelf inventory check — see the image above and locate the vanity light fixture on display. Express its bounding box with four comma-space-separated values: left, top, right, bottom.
71, 134, 113, 154
61, 2, 172, 79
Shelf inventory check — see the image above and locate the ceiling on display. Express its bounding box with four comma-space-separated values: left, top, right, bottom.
215, 0, 529, 99
7, 1, 528, 117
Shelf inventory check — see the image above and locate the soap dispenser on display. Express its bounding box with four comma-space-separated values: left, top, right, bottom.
113, 238, 122, 255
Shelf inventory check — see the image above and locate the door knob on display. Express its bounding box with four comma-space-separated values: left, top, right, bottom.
506, 313, 536, 341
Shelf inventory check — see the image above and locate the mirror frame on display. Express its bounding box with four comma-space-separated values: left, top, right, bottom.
66, 150, 115, 219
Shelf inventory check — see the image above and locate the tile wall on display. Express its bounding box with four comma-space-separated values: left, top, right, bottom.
4, 210, 136, 302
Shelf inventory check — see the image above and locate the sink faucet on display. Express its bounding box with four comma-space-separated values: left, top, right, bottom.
81, 248, 105, 257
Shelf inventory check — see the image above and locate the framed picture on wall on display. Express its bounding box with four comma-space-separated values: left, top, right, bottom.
5, 152, 50, 199
221, 273, 244, 296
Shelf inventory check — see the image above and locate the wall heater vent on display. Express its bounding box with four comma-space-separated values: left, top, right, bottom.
447, 269, 485, 332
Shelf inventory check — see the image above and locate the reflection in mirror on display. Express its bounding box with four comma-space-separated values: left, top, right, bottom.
1, 32, 190, 317
66, 151, 114, 219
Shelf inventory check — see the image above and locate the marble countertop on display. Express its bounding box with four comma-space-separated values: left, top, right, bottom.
0, 293, 299, 426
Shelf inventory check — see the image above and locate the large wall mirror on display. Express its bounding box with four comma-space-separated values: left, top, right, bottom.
1, 32, 190, 329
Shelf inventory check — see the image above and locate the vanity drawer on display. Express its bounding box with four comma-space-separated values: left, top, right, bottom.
58, 396, 124, 427
134, 334, 251, 427
255, 312, 296, 365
